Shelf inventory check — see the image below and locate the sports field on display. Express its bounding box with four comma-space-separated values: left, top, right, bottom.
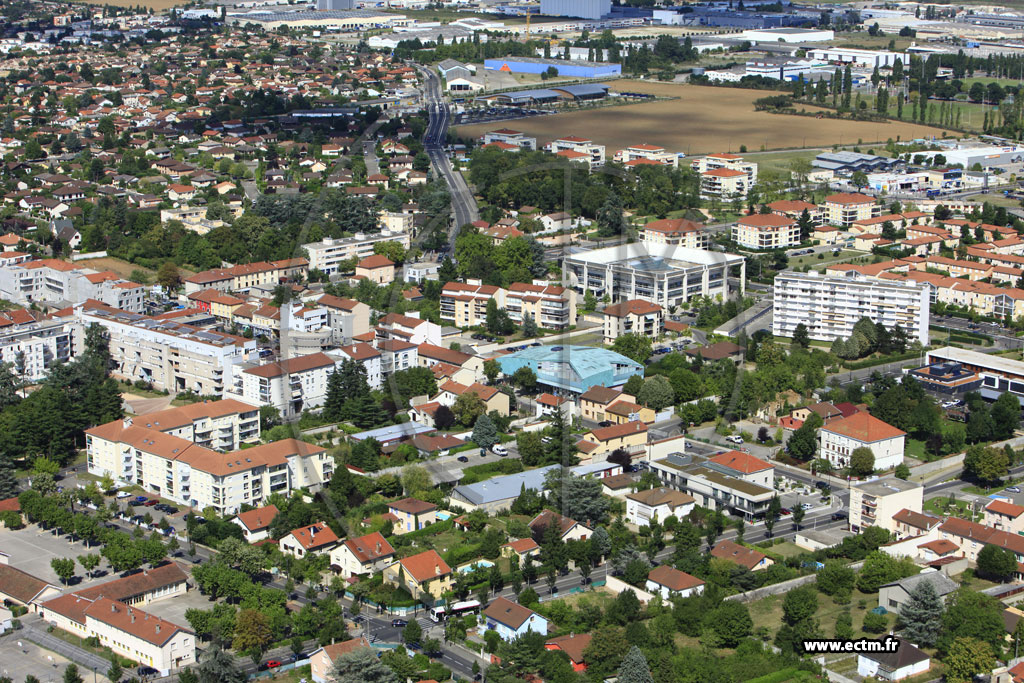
455, 81, 949, 155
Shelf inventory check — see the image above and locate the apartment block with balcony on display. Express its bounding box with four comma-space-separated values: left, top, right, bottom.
693, 154, 757, 200
648, 452, 775, 521
640, 218, 708, 249
546, 136, 605, 169
733, 214, 800, 250
376, 339, 418, 377
772, 271, 929, 346
506, 283, 576, 330
0, 309, 76, 381
849, 479, 923, 534
227, 352, 337, 419
440, 281, 505, 328
600, 299, 663, 345
824, 193, 880, 226
613, 144, 679, 168
75, 299, 257, 397
183, 258, 308, 295
0, 259, 146, 312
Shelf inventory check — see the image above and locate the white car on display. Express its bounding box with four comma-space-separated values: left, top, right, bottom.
726, 435, 744, 444
492, 444, 508, 456
116, 491, 131, 499
941, 400, 960, 409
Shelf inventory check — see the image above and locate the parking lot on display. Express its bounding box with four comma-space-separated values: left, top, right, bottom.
2, 525, 120, 589
453, 106, 553, 126
141, 587, 219, 626
0, 632, 111, 683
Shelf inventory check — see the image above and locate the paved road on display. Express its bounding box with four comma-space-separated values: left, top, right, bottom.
364, 139, 381, 176
241, 179, 260, 202
419, 67, 478, 236
21, 617, 114, 674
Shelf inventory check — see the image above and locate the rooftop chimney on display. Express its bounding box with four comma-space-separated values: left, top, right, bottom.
376, 542, 381, 552
155, 624, 161, 633
123, 416, 133, 429
435, 564, 440, 576
111, 603, 116, 613
130, 612, 135, 624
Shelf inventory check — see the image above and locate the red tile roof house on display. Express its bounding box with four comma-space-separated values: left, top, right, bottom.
545, 633, 592, 672
328, 531, 395, 580
387, 497, 438, 534
818, 412, 906, 472
711, 539, 774, 571
0, 496, 22, 527
279, 522, 339, 558
645, 564, 705, 600
231, 504, 279, 543
310, 636, 372, 683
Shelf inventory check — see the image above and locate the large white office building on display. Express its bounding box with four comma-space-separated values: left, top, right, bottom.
562, 243, 745, 308
303, 231, 412, 275
772, 271, 929, 345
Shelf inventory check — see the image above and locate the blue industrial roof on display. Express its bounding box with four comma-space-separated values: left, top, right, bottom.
453, 465, 559, 505
498, 88, 561, 102
551, 84, 610, 96
350, 422, 433, 442
500, 344, 642, 377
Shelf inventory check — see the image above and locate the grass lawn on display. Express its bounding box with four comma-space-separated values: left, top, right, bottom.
905, 438, 928, 461
831, 33, 915, 51
750, 587, 889, 639
924, 495, 983, 521
787, 249, 865, 270
743, 148, 820, 175
764, 541, 805, 559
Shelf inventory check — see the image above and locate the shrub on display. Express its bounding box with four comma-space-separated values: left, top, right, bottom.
862, 611, 888, 633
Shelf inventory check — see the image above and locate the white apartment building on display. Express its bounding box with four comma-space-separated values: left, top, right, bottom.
377, 339, 418, 377
481, 129, 537, 150
332, 343, 383, 390
820, 412, 906, 472
545, 136, 606, 169
613, 144, 679, 168
823, 193, 880, 227
127, 399, 261, 452
227, 352, 337, 419
75, 300, 258, 396
693, 154, 758, 201
733, 214, 800, 250
0, 309, 76, 381
314, 294, 371, 344
302, 231, 412, 275
849, 479, 923, 534
86, 417, 332, 515
601, 299, 663, 345
376, 312, 442, 346
772, 271, 930, 345
0, 259, 145, 312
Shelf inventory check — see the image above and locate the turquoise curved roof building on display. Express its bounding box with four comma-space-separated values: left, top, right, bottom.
496, 345, 643, 395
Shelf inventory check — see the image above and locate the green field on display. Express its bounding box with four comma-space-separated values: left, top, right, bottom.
787, 249, 864, 269
830, 32, 915, 52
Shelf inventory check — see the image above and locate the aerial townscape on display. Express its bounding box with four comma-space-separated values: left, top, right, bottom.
15, 1, 1024, 683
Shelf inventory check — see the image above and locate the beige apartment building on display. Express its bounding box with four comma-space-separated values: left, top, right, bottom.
823, 193, 880, 226
640, 218, 708, 249
440, 281, 576, 330
849, 479, 923, 534
601, 299, 664, 345
183, 258, 308, 295
87, 415, 331, 515
614, 144, 679, 168
693, 153, 758, 200
546, 135, 606, 169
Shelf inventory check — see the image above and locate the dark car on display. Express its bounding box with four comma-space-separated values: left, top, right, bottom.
137, 666, 159, 676
457, 455, 469, 463
831, 512, 848, 521
598, 420, 612, 428
163, 506, 178, 515
391, 618, 408, 627
814, 481, 829, 490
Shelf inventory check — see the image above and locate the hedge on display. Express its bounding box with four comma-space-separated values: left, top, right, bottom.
841, 350, 922, 371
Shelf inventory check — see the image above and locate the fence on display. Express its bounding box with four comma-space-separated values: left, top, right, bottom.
71, 251, 107, 261
602, 576, 656, 604
724, 560, 865, 603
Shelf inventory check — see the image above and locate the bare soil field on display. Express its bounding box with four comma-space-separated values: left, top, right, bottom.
77, 256, 194, 280
73, 0, 184, 9
456, 82, 949, 155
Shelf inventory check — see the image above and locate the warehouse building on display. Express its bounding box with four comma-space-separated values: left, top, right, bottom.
496, 345, 643, 395
539, 0, 611, 20
484, 57, 621, 78
563, 243, 746, 308
228, 8, 401, 30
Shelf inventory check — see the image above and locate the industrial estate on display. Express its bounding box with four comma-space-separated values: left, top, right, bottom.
9, 0, 1024, 682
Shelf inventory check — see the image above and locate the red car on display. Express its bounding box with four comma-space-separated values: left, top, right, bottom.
779, 507, 792, 516
144, 500, 159, 507
266, 660, 281, 668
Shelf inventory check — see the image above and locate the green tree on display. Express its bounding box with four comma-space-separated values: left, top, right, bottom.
792, 322, 810, 348
78, 553, 100, 578
329, 647, 399, 683
400, 464, 431, 496
611, 333, 652, 364
709, 600, 752, 647
483, 359, 501, 384
816, 559, 855, 596
977, 543, 1017, 581
787, 412, 822, 461
512, 366, 537, 393
472, 413, 499, 450
946, 637, 996, 683
195, 645, 245, 683
964, 444, 1009, 485
596, 192, 627, 238
991, 391, 1021, 440
940, 589, 1006, 655
156, 261, 182, 290
51, 557, 75, 585
901, 578, 944, 646
454, 391, 487, 427
582, 626, 629, 680
783, 584, 818, 626
403, 617, 422, 645
849, 447, 875, 476
856, 551, 918, 593
232, 609, 271, 655
637, 375, 675, 412
895, 463, 911, 480
616, 645, 653, 683
106, 659, 123, 683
